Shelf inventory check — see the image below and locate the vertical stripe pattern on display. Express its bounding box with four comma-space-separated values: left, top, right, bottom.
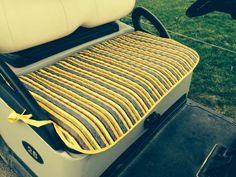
19, 31, 199, 154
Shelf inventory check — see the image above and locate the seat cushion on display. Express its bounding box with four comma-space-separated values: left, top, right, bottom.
0, 0, 136, 53
19, 31, 199, 154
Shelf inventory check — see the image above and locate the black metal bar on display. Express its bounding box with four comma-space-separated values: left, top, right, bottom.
132, 7, 171, 38
0, 59, 64, 150
0, 75, 25, 114
0, 59, 46, 118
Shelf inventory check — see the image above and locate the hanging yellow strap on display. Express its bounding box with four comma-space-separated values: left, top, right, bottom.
7, 111, 82, 153
8, 111, 51, 127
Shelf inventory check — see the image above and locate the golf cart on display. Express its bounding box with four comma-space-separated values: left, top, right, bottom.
0, 1, 235, 177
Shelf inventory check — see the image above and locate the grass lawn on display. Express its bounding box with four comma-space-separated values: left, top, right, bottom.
122, 0, 236, 118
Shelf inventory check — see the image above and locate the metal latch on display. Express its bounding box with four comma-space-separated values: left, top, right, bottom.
144, 112, 161, 129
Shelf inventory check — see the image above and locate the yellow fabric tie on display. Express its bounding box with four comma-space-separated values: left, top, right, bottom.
7, 111, 85, 153
8, 111, 50, 127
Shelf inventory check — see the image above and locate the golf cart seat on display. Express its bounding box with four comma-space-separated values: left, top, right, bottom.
0, 0, 200, 155
0, 1, 200, 176
16, 31, 199, 154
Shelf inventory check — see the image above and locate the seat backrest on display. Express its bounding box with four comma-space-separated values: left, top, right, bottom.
0, 0, 136, 53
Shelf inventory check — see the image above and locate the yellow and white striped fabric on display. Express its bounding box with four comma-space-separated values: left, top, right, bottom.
19, 31, 199, 154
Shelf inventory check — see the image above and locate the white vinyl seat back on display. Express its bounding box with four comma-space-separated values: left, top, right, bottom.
0, 0, 136, 53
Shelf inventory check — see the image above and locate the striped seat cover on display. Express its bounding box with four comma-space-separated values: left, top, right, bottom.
19, 31, 200, 154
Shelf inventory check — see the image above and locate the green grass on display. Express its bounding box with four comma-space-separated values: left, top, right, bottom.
122, 0, 236, 118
